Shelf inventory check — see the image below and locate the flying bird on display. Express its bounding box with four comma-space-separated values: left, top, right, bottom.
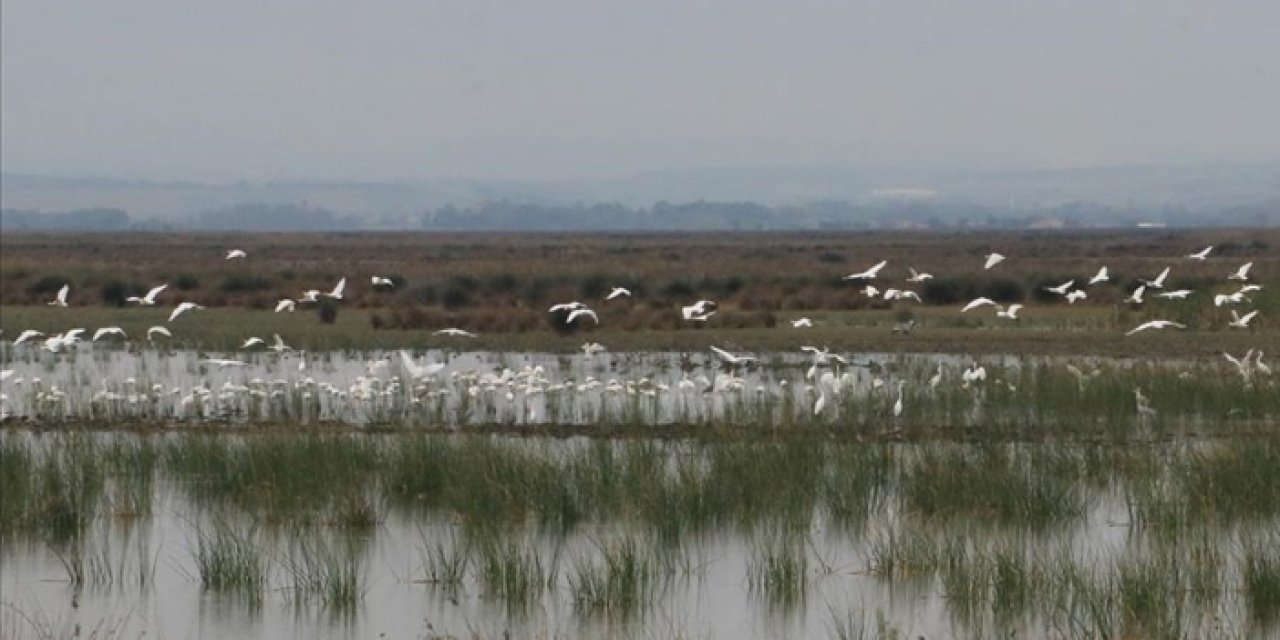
859, 285, 880, 298
168, 302, 204, 322
995, 304, 1023, 319
48, 284, 70, 307
681, 300, 718, 321
983, 253, 1005, 270
1123, 286, 1147, 305
1228, 310, 1259, 329
226, 249, 247, 260
1087, 266, 1110, 286
274, 299, 296, 313
843, 260, 888, 280
710, 346, 757, 366
1143, 267, 1171, 289
13, 330, 44, 345
791, 317, 813, 328
241, 337, 265, 349
1065, 290, 1088, 304
1229, 262, 1253, 282
1155, 289, 1193, 300
433, 328, 477, 338
371, 276, 395, 288
1044, 280, 1075, 296
323, 277, 346, 299
126, 284, 168, 306
549, 301, 587, 313
906, 268, 933, 283
1186, 246, 1213, 260
146, 326, 172, 341
961, 297, 997, 313
1125, 320, 1186, 336
92, 327, 126, 341
605, 287, 631, 300
566, 308, 599, 324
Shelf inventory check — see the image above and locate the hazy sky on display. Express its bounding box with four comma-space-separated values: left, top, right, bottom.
3, 0, 1277, 182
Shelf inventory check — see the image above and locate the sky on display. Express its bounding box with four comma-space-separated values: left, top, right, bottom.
2, 0, 1278, 182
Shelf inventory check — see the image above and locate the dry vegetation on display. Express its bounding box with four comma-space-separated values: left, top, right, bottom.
1, 229, 1277, 353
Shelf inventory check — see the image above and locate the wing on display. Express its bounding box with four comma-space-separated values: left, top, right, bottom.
332, 278, 346, 296
709, 346, 734, 362
57, 285, 69, 303
147, 284, 168, 300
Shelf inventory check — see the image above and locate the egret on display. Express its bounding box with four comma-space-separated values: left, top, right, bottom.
605, 287, 631, 300
200, 358, 246, 368
434, 328, 477, 338
581, 342, 607, 356
995, 304, 1023, 320
1155, 289, 1193, 300
843, 260, 887, 280
225, 249, 247, 260
1229, 262, 1253, 281
1214, 292, 1248, 307
1065, 290, 1088, 304
566, 308, 599, 324
1135, 388, 1156, 417
791, 317, 813, 328
13, 330, 44, 345
1087, 266, 1110, 285
168, 302, 204, 322
371, 276, 394, 288
1228, 310, 1259, 329
274, 299, 296, 313
892, 381, 906, 417
1125, 320, 1186, 336
1143, 267, 1171, 289
549, 301, 587, 313
270, 334, 292, 352
710, 346, 757, 367
299, 290, 321, 303
983, 253, 1005, 270
1123, 286, 1147, 305
241, 337, 266, 349
929, 365, 944, 390
860, 285, 880, 298
146, 326, 171, 341
92, 327, 126, 341
907, 268, 933, 282
323, 277, 346, 299
961, 297, 997, 313
126, 284, 168, 305
897, 290, 922, 303
681, 300, 718, 321
1044, 279, 1075, 295
1255, 351, 1271, 376
48, 284, 70, 307
1186, 246, 1213, 260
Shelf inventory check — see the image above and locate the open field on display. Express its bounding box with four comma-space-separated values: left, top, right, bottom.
2, 229, 1277, 355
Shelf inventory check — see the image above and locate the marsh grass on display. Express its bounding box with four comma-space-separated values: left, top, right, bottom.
568, 537, 661, 617
746, 540, 809, 610
1244, 544, 1280, 626
475, 538, 548, 615
194, 520, 266, 607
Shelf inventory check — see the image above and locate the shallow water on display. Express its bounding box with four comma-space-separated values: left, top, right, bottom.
2, 431, 1273, 639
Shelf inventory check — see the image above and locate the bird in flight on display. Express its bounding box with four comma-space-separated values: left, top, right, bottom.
433, 328, 477, 338
961, 297, 997, 313
1228, 310, 1258, 329
605, 287, 631, 300
983, 253, 1005, 270
168, 302, 204, 322
1229, 262, 1253, 281
1143, 267, 1171, 289
1125, 320, 1186, 336
566, 308, 599, 324
1087, 266, 1109, 286
126, 284, 168, 306
226, 249, 247, 260
48, 284, 70, 307
843, 260, 888, 280
1186, 246, 1213, 260
323, 277, 347, 299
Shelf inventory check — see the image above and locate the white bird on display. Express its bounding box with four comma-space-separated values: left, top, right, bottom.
434, 328, 477, 338
168, 302, 204, 322
605, 287, 631, 300
995, 304, 1023, 319
274, 299, 296, 313
791, 317, 813, 328
146, 326, 171, 341
270, 333, 292, 352
226, 249, 247, 260
549, 301, 587, 313
1087, 266, 1110, 286
1237, 284, 1263, 295
1214, 292, 1249, 307
1123, 285, 1147, 305
710, 346, 757, 366
961, 297, 997, 313
400, 350, 446, 379
1155, 289, 1193, 300
581, 342, 607, 356
92, 327, 126, 341
1229, 310, 1259, 329
1186, 246, 1213, 260
13, 330, 44, 345
1229, 262, 1253, 282
566, 308, 599, 324
0, 370, 12, 383
63, 328, 86, 343
1255, 351, 1271, 376
983, 253, 1005, 270
1125, 320, 1186, 336
299, 290, 321, 303
962, 363, 987, 384
1065, 290, 1088, 304
48, 284, 70, 307
323, 277, 346, 299
907, 268, 933, 283
859, 285, 880, 298
843, 260, 887, 280
1044, 280, 1075, 296
241, 337, 265, 349
200, 358, 246, 368
883, 288, 901, 300
681, 300, 718, 321
893, 381, 906, 417
897, 290, 922, 303
1143, 267, 1171, 289
1223, 350, 1254, 377
126, 284, 168, 306
371, 276, 394, 288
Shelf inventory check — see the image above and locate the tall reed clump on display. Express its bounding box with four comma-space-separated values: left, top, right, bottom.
1244, 543, 1280, 627
194, 520, 267, 608
475, 538, 548, 615
746, 539, 809, 609
282, 534, 367, 612
568, 537, 660, 617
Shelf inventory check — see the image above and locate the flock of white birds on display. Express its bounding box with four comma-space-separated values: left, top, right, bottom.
0, 243, 1271, 422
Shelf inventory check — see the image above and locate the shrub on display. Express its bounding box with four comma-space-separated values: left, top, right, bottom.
661, 279, 695, 299
100, 280, 142, 307
318, 298, 339, 324
174, 274, 200, 291
26, 275, 69, 296
219, 275, 272, 293
441, 285, 472, 310
577, 274, 609, 300
981, 278, 1025, 303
